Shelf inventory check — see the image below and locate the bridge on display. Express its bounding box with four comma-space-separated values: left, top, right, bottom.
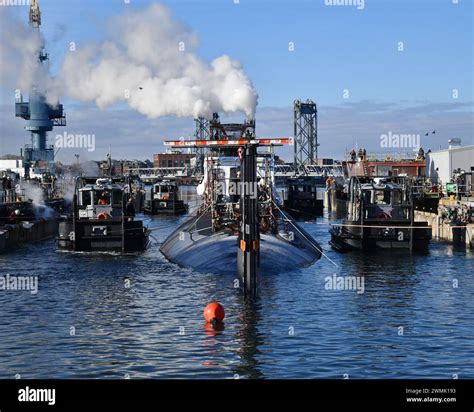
273, 164, 343, 177
126, 164, 343, 182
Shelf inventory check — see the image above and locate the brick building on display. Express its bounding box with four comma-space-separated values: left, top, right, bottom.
153, 152, 195, 169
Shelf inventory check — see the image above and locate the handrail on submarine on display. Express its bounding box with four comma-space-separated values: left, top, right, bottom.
163, 137, 293, 148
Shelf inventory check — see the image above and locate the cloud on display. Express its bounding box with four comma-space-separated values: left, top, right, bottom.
46, 3, 258, 119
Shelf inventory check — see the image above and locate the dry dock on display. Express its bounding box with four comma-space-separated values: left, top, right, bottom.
414, 197, 473, 248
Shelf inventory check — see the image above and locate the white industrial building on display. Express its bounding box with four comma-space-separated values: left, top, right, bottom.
426, 139, 474, 184
0, 158, 45, 179
0, 158, 26, 177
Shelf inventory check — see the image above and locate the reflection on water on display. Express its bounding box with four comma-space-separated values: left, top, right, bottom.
0, 187, 472, 378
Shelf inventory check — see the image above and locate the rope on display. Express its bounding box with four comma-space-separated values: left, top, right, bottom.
331, 223, 434, 229
271, 200, 339, 268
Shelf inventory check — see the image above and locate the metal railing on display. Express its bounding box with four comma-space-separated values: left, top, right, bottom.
274, 164, 344, 177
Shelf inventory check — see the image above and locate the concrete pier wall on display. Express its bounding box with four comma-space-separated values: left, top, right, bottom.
325, 189, 347, 216
415, 210, 473, 248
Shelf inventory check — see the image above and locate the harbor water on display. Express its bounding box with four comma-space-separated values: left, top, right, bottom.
0, 187, 473, 379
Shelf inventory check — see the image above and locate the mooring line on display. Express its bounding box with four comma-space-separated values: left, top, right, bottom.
331, 223, 433, 229
271, 200, 339, 268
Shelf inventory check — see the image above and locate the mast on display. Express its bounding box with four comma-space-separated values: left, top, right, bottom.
237, 142, 260, 296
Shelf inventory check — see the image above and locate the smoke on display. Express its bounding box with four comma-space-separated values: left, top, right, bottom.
49, 3, 258, 119
0, 7, 47, 95
79, 161, 100, 177
21, 180, 44, 204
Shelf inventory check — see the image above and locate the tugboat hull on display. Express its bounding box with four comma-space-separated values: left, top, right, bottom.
57, 219, 149, 253
144, 199, 187, 215
330, 221, 431, 252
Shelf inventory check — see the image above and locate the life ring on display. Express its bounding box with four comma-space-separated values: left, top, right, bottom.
97, 212, 109, 220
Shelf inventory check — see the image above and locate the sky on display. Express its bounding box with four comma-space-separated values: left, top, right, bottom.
0, 0, 472, 163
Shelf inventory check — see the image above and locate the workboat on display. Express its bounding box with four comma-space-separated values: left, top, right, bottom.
283, 175, 325, 217
329, 176, 431, 251
0, 173, 61, 252
159, 117, 321, 294
143, 179, 187, 215
57, 177, 150, 253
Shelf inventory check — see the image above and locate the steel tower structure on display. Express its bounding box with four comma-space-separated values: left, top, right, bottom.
293, 99, 318, 175
15, 0, 66, 178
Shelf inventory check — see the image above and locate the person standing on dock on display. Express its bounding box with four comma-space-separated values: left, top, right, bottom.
350, 149, 357, 161
125, 198, 136, 222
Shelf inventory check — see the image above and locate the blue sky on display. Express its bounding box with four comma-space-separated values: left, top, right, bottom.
1, 0, 472, 162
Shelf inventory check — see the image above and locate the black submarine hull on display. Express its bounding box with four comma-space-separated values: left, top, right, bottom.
160, 211, 321, 275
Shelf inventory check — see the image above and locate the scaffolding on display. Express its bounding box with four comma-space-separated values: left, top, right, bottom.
193, 117, 210, 176
293, 99, 318, 175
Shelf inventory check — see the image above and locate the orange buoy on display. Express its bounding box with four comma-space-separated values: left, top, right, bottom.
203, 301, 225, 326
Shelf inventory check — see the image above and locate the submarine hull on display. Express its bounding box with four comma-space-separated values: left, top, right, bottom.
160, 211, 321, 275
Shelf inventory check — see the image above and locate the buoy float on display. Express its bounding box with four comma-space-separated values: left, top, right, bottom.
203, 301, 225, 327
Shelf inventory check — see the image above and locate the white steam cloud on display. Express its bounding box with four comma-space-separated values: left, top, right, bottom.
0, 3, 258, 119
0, 7, 46, 95
57, 3, 258, 118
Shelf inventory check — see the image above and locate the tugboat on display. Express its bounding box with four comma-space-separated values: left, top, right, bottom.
159, 117, 322, 295
284, 175, 325, 217
57, 177, 150, 253
329, 176, 431, 251
143, 179, 187, 215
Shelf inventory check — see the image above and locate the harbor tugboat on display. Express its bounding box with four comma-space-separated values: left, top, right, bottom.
329, 176, 431, 251
143, 179, 187, 215
284, 175, 325, 217
57, 177, 150, 253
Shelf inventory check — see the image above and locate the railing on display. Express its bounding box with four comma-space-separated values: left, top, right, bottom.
127, 167, 192, 178
346, 151, 421, 162
274, 164, 344, 177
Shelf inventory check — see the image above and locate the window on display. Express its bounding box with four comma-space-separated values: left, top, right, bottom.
362, 190, 371, 204
392, 190, 403, 205
374, 190, 391, 205
113, 191, 123, 205
81, 191, 92, 206
95, 191, 111, 205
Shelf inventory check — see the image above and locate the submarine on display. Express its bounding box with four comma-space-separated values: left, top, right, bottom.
159, 117, 322, 294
